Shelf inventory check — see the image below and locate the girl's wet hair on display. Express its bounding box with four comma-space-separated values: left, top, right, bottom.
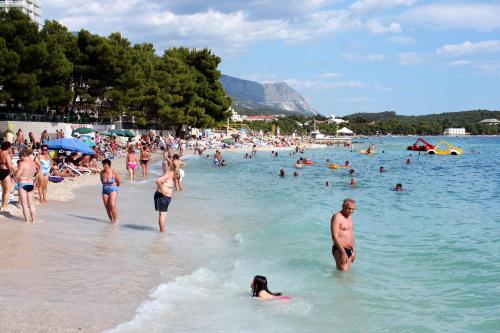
251, 275, 281, 297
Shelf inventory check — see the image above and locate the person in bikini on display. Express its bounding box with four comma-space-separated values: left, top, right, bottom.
15, 149, 38, 223
140, 144, 151, 178
172, 154, 185, 191
100, 159, 121, 224
35, 144, 51, 203
126, 146, 138, 181
0, 142, 16, 211
331, 198, 357, 272
154, 163, 175, 233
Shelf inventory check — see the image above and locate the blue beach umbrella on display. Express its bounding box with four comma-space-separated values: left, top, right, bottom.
46, 138, 95, 154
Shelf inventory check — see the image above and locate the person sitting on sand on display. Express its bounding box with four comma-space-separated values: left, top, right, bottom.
100, 159, 120, 224
393, 183, 403, 191
15, 149, 37, 223
251, 275, 289, 300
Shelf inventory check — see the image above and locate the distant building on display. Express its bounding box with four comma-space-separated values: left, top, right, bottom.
443, 127, 467, 136
327, 114, 348, 125
230, 111, 245, 122
0, 0, 42, 25
245, 115, 277, 122
479, 118, 500, 125
337, 127, 354, 135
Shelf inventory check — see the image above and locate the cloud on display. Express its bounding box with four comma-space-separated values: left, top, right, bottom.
402, 3, 500, 32
351, 0, 416, 13
318, 72, 342, 78
366, 19, 402, 34
284, 79, 385, 90
342, 53, 385, 62
388, 35, 415, 44
397, 52, 426, 65
436, 40, 500, 56
448, 60, 473, 67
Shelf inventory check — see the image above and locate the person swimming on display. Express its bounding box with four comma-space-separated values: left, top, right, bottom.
279, 169, 285, 177
251, 275, 289, 300
393, 183, 403, 191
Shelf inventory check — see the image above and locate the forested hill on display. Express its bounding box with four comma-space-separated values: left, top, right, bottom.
344, 110, 500, 124
342, 110, 500, 135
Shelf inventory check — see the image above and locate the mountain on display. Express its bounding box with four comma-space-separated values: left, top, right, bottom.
220, 75, 318, 116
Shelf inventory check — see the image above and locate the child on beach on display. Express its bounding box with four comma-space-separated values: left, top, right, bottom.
251, 275, 289, 300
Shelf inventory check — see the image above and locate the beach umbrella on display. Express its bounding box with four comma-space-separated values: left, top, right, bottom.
73, 127, 95, 134
100, 131, 113, 136
83, 140, 96, 147
110, 129, 135, 137
46, 138, 95, 154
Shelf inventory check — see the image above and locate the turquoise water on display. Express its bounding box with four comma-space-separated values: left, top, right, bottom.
112, 137, 500, 333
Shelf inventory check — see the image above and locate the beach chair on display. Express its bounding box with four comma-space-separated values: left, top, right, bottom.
60, 163, 91, 176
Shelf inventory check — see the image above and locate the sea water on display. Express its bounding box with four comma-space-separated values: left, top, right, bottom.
108, 136, 500, 333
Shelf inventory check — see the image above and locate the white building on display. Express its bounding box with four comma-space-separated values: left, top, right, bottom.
479, 118, 500, 125
327, 114, 348, 125
0, 0, 42, 25
337, 127, 354, 135
443, 127, 467, 136
230, 110, 245, 122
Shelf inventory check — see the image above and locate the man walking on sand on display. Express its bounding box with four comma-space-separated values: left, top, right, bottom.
331, 198, 356, 272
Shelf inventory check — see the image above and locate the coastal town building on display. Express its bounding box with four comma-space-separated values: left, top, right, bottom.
443, 127, 467, 136
230, 111, 245, 122
0, 0, 42, 25
327, 114, 348, 125
479, 118, 500, 125
337, 127, 354, 135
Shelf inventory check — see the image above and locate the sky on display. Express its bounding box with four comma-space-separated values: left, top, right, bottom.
42, 0, 500, 116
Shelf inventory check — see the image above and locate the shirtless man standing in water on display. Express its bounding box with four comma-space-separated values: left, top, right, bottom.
154, 165, 175, 232
331, 198, 356, 272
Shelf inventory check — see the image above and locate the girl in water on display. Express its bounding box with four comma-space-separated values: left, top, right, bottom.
140, 144, 151, 178
126, 146, 138, 181
251, 275, 289, 300
100, 159, 121, 224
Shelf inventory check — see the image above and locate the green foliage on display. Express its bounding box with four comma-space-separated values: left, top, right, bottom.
0, 10, 231, 128
345, 110, 500, 135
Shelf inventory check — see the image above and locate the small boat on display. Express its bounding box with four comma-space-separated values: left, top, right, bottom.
427, 140, 462, 155
407, 138, 434, 151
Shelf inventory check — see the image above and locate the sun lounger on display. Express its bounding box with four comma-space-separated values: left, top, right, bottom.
60, 164, 91, 175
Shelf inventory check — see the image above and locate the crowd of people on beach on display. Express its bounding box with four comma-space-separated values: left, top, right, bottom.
2, 125, 413, 303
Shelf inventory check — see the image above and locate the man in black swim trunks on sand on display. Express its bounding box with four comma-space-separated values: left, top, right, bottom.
331, 198, 356, 272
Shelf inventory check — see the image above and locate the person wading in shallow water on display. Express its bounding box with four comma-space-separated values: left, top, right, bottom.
331, 198, 356, 272
100, 159, 121, 224
154, 164, 175, 233
15, 149, 37, 223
